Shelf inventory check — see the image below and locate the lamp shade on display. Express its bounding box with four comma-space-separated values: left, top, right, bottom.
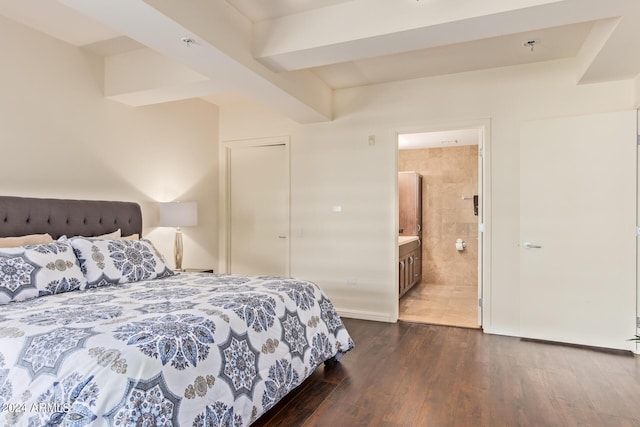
158, 202, 198, 227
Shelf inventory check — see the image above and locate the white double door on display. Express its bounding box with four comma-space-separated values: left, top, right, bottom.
520, 110, 637, 351
227, 138, 289, 277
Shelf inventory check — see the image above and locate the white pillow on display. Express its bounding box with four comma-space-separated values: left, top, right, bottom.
0, 240, 87, 304
70, 238, 174, 288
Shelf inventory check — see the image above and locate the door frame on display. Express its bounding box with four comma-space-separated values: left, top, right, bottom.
395, 118, 491, 328
218, 136, 291, 275
637, 109, 640, 355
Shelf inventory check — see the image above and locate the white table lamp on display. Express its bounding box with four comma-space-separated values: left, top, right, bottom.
158, 201, 198, 270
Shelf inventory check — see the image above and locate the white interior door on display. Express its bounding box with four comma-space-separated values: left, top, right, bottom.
229, 142, 289, 276
520, 111, 636, 351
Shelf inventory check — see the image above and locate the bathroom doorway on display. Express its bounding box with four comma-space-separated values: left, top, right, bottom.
397, 126, 484, 329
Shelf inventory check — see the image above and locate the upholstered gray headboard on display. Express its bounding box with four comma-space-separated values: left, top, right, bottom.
0, 196, 142, 239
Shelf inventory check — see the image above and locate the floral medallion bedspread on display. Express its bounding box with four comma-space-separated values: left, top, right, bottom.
0, 273, 354, 426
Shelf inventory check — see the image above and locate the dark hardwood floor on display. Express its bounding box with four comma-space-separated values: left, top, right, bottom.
254, 318, 640, 427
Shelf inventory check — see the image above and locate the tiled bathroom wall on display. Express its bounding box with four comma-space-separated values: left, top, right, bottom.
399, 145, 478, 286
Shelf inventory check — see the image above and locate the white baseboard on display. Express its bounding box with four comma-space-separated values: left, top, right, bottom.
336, 308, 394, 323
481, 327, 520, 338
485, 328, 639, 354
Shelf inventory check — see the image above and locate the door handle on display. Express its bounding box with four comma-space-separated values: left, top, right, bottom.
523, 242, 542, 249
278, 236, 287, 239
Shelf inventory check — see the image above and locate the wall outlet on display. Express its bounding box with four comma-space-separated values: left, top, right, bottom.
346, 278, 357, 286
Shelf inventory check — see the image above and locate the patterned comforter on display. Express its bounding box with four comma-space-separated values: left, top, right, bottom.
0, 272, 354, 426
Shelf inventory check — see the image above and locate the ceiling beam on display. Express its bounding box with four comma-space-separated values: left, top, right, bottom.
576, 8, 640, 83
254, 0, 567, 71
253, 0, 629, 75
59, 0, 333, 123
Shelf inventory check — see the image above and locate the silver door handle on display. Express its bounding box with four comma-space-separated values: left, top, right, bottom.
278, 236, 287, 239
523, 242, 542, 249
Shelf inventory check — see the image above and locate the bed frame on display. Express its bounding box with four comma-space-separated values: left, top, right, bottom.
0, 195, 142, 239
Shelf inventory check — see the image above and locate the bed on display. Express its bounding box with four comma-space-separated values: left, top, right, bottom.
0, 196, 354, 426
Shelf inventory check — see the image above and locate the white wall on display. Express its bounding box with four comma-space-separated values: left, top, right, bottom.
220, 59, 635, 333
0, 15, 219, 270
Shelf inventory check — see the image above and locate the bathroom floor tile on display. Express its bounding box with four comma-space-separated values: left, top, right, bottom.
399, 282, 480, 329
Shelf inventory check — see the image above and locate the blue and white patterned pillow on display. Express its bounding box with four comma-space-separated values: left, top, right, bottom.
70, 238, 174, 287
0, 240, 87, 304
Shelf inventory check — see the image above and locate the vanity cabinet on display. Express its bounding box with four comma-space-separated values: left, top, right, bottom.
399, 171, 423, 298
399, 238, 421, 297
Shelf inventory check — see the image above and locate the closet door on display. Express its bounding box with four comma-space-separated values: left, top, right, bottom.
519, 111, 636, 350
229, 141, 289, 277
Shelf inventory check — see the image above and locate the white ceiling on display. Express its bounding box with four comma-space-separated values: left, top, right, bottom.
1, 0, 639, 123
227, 0, 353, 22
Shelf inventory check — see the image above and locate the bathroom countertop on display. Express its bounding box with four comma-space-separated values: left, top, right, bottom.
398, 235, 419, 245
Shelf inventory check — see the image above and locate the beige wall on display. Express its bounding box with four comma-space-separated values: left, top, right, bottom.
399, 146, 478, 287
220, 58, 634, 333
0, 15, 219, 270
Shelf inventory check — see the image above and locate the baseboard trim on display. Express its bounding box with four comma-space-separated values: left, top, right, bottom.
484, 327, 639, 354
336, 308, 394, 323
481, 327, 519, 337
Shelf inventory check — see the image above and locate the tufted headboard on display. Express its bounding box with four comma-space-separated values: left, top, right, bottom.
0, 196, 142, 240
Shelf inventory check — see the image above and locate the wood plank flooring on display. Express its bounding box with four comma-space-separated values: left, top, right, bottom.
255, 318, 640, 427
399, 282, 479, 329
